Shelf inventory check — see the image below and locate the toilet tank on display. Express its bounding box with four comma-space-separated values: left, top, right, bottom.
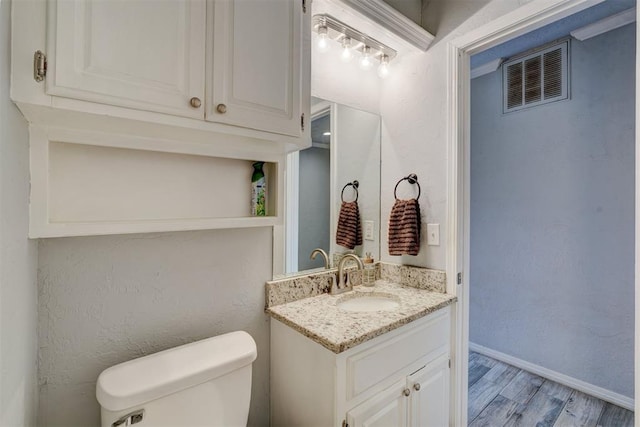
96, 331, 257, 427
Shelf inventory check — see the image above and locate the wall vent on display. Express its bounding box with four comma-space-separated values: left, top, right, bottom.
503, 40, 569, 113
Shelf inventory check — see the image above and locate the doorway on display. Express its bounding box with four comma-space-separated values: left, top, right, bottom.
470, 10, 635, 417
447, 0, 638, 424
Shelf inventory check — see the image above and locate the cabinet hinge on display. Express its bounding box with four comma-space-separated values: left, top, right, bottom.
342, 421, 348, 427
302, 0, 307, 13
457, 272, 462, 285
33, 50, 47, 82
301, 113, 305, 131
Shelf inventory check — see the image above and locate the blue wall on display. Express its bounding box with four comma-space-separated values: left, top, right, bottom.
299, 146, 331, 270
470, 24, 635, 398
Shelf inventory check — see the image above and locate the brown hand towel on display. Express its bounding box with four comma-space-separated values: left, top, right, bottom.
388, 198, 421, 256
336, 201, 362, 249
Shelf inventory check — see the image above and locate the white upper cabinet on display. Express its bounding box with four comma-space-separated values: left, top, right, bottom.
207, 0, 304, 137
11, 0, 310, 150
47, 0, 207, 119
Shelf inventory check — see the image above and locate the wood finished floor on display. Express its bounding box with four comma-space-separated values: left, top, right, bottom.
468, 352, 634, 427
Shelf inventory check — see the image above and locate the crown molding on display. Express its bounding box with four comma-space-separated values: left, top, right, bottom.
337, 0, 435, 51
571, 7, 636, 41
470, 58, 503, 79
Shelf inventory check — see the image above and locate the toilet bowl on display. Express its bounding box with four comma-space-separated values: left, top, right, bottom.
96, 331, 257, 427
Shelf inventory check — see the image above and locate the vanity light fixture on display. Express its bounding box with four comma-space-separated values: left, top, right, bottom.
378, 54, 390, 78
316, 21, 330, 53
359, 46, 373, 70
312, 14, 397, 78
340, 37, 354, 62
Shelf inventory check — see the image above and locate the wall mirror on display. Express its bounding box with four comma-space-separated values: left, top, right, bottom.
282, 97, 381, 277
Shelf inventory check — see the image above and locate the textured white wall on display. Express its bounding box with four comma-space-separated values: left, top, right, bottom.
379, 0, 530, 266
312, 44, 382, 114
0, 0, 39, 425
37, 228, 272, 426
470, 25, 635, 398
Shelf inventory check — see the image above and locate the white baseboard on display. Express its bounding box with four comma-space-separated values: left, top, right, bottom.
469, 342, 634, 411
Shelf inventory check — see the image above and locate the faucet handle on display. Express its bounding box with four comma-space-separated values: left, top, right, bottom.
341, 270, 350, 289
346, 269, 362, 287
328, 274, 340, 294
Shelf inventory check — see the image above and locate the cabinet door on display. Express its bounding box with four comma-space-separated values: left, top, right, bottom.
48, 0, 206, 119
207, 0, 304, 137
408, 355, 450, 427
346, 379, 409, 427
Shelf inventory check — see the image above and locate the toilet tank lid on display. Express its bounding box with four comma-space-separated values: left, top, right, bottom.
96, 331, 257, 412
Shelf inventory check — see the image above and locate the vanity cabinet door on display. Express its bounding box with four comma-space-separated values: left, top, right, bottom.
207, 0, 305, 137
408, 354, 450, 427
346, 379, 409, 427
47, 0, 206, 119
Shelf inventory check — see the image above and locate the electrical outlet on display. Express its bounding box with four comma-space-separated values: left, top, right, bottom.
364, 220, 374, 241
427, 223, 440, 246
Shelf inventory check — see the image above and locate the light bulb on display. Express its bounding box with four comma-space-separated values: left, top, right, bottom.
378, 54, 390, 78
317, 26, 330, 53
360, 46, 373, 70
340, 37, 353, 62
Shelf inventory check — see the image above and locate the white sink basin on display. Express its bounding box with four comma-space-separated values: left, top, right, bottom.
337, 293, 400, 312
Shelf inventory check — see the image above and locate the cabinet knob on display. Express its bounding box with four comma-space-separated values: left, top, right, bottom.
413, 383, 421, 391
403, 388, 411, 397
190, 97, 202, 108
216, 103, 227, 114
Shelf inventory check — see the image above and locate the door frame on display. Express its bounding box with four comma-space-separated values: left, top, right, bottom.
445, 0, 607, 424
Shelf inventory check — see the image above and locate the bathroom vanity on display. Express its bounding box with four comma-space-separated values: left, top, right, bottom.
266, 265, 456, 427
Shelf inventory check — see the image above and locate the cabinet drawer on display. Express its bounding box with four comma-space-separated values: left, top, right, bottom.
345, 309, 449, 401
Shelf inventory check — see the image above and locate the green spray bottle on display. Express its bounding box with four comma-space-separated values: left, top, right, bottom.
251, 162, 266, 216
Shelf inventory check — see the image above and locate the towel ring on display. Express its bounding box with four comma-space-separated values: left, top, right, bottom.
394, 174, 421, 199
341, 180, 359, 202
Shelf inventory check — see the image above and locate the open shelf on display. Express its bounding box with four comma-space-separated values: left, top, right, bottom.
29, 126, 284, 238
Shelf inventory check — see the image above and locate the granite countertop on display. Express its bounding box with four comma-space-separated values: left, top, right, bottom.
266, 280, 456, 353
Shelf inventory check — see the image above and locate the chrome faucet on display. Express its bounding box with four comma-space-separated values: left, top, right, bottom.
332, 254, 364, 295
310, 248, 330, 269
